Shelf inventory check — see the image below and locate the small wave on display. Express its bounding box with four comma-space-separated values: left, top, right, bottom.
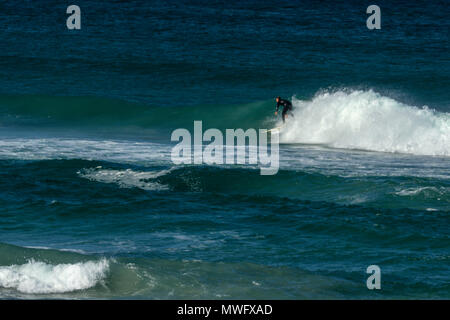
77, 167, 171, 191
0, 259, 109, 294
394, 186, 448, 197
281, 90, 450, 156
395, 187, 434, 196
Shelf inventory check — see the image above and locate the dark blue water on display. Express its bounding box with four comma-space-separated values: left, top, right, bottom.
0, 0, 448, 299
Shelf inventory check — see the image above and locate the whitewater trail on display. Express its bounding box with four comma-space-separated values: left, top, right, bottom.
280, 90, 450, 156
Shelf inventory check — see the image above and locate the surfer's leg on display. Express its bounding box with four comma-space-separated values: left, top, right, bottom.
282, 107, 287, 123
288, 105, 294, 119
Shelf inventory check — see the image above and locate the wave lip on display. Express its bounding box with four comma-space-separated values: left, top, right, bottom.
281, 90, 450, 156
0, 259, 109, 294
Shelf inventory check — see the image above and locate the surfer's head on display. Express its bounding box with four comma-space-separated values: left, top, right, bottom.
276, 96, 280, 102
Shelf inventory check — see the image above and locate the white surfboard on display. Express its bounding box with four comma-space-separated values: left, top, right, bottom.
264, 124, 285, 133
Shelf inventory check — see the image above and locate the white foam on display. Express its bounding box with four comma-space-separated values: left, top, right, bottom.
0, 138, 172, 164
77, 168, 171, 191
0, 259, 109, 294
281, 90, 450, 156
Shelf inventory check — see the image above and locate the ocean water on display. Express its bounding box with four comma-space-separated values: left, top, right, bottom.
0, 0, 449, 299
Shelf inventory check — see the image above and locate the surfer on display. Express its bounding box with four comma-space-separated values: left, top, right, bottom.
274, 96, 294, 123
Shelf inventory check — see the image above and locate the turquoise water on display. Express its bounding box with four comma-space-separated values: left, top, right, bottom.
0, 0, 448, 299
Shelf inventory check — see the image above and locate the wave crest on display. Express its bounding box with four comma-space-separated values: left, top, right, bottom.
281, 90, 450, 156
0, 259, 109, 294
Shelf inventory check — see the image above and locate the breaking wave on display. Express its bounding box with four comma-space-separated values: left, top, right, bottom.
0, 259, 109, 294
281, 90, 450, 156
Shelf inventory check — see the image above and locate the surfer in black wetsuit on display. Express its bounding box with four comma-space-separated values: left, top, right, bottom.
275, 96, 293, 123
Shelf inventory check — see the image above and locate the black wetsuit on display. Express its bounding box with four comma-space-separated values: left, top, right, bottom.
276, 98, 293, 123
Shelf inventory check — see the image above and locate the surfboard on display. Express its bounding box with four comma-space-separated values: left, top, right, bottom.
264, 124, 285, 133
